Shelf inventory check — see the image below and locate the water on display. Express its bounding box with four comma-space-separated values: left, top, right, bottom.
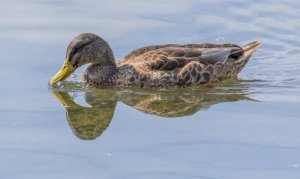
1, 0, 300, 178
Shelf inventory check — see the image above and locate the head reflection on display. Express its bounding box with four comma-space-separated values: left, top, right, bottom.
51, 90, 117, 140
51, 80, 254, 140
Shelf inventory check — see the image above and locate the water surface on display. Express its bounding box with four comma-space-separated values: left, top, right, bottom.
0, 0, 300, 178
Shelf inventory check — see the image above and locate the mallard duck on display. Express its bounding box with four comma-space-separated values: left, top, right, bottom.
50, 33, 260, 87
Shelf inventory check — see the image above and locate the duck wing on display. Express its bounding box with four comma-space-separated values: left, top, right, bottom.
120, 44, 244, 71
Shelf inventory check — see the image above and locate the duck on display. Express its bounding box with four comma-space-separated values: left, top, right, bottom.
49, 33, 260, 87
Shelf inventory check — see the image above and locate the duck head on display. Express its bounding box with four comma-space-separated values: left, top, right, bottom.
49, 33, 115, 85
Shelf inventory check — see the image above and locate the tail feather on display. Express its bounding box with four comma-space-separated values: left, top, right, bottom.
242, 40, 261, 58
232, 40, 261, 75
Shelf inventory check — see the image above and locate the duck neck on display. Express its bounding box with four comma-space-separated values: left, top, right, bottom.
95, 43, 116, 66
84, 64, 118, 86
98, 53, 116, 66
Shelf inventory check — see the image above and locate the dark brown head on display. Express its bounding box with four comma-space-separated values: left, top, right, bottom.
50, 33, 115, 85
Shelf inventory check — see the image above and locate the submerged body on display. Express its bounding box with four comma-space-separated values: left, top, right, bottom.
50, 33, 260, 87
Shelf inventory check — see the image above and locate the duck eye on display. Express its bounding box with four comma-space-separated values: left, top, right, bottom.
73, 47, 78, 52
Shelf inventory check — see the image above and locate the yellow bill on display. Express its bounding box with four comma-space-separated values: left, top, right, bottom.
49, 60, 75, 85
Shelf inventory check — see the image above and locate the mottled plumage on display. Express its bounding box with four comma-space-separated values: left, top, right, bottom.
50, 33, 261, 87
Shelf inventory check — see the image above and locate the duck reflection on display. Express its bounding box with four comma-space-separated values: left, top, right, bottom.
51, 80, 254, 140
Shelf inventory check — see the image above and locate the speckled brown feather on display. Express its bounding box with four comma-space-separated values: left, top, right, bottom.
68, 33, 260, 87
85, 41, 260, 87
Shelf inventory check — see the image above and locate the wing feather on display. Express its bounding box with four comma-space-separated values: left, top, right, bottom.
119, 44, 244, 71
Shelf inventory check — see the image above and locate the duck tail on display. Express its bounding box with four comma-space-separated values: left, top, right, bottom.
232, 40, 261, 75
242, 40, 261, 58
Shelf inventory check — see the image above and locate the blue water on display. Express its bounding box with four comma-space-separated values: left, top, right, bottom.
1, 0, 300, 178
